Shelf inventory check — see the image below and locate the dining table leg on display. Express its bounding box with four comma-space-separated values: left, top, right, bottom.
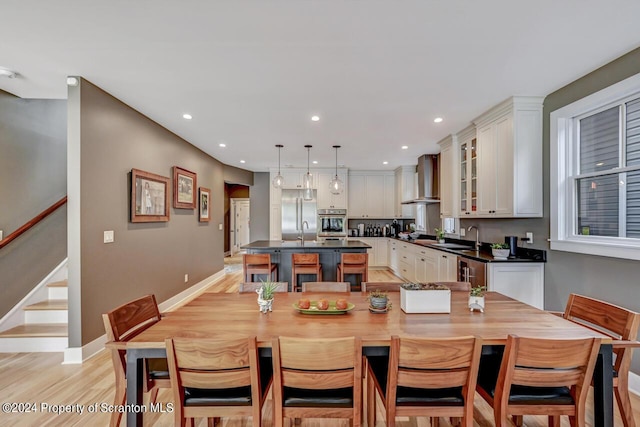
126, 349, 144, 427
592, 343, 613, 427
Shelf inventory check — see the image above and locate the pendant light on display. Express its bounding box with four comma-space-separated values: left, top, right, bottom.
329, 145, 344, 195
302, 145, 314, 200
272, 144, 284, 189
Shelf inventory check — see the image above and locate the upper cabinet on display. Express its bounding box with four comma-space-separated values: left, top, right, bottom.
441, 96, 543, 219
348, 171, 395, 218
473, 96, 543, 217
437, 134, 456, 218
316, 170, 348, 209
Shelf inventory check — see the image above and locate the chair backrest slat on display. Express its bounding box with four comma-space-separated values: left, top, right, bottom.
301, 282, 350, 292
361, 282, 401, 292
239, 282, 288, 293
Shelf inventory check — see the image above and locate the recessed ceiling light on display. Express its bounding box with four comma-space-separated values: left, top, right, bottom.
311, 115, 320, 122
401, 145, 408, 150
596, 162, 604, 166
0, 68, 17, 79
383, 161, 388, 165
312, 160, 318, 164
434, 117, 443, 123
183, 113, 192, 120
240, 160, 246, 164
219, 143, 226, 148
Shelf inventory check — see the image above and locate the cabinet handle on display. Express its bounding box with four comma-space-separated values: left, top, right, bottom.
421, 258, 425, 261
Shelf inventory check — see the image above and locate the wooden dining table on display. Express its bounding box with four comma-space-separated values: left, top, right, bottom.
123, 291, 615, 427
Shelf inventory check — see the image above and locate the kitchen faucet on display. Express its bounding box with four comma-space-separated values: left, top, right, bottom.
467, 225, 479, 251
298, 220, 309, 245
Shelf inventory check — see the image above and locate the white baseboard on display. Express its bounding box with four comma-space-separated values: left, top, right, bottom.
0, 258, 68, 332
630, 371, 640, 397
62, 268, 225, 364
0, 336, 68, 353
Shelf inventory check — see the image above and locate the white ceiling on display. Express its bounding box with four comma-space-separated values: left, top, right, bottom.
2, 1, 640, 172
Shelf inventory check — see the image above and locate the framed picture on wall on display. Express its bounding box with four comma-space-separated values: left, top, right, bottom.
131, 168, 170, 222
199, 187, 211, 222
173, 166, 197, 209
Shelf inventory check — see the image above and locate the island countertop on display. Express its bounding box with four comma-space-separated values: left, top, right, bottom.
242, 240, 372, 249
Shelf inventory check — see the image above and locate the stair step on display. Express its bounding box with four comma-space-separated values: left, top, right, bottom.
46, 280, 68, 288
24, 300, 68, 311
0, 323, 67, 338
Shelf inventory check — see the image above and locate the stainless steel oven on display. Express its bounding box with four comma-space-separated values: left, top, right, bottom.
317, 209, 347, 240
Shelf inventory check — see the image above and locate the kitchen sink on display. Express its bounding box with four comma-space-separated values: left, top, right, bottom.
432, 243, 475, 250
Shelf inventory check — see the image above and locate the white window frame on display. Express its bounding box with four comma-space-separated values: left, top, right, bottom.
550, 72, 640, 260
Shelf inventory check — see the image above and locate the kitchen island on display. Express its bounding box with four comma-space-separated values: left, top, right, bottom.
242, 240, 371, 290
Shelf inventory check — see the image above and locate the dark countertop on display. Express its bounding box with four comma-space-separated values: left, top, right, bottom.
389, 236, 546, 263
242, 240, 372, 250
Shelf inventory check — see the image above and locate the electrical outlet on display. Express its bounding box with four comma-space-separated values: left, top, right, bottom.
103, 230, 114, 243
0, 230, 3, 240
526, 232, 533, 244
460, 228, 465, 237
184, 274, 189, 283
218, 223, 223, 231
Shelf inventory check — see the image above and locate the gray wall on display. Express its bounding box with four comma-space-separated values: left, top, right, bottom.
70, 79, 227, 345
462, 47, 640, 375
249, 172, 270, 241
0, 90, 67, 318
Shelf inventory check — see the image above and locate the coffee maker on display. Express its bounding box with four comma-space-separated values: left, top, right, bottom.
390, 219, 401, 237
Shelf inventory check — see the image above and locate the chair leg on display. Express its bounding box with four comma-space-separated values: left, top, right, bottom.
109, 385, 126, 427
367, 371, 375, 427
512, 415, 523, 426
549, 415, 561, 427
615, 385, 637, 427
148, 386, 159, 405
431, 417, 440, 427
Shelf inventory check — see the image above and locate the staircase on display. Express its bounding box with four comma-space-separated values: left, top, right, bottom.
0, 279, 68, 352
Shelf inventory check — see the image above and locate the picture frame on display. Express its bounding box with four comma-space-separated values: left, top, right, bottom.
173, 166, 197, 209
199, 187, 211, 222
131, 168, 170, 222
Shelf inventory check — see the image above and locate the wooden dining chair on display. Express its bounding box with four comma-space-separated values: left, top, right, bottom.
562, 294, 640, 427
291, 253, 322, 292
476, 334, 601, 427
271, 336, 362, 427
366, 336, 482, 427
301, 281, 350, 292
337, 253, 368, 289
239, 282, 289, 293
361, 282, 402, 292
103, 294, 171, 427
165, 336, 272, 427
243, 253, 278, 283
431, 281, 471, 291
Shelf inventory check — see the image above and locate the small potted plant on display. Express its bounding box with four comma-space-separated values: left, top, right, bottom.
490, 243, 510, 259
368, 289, 389, 310
468, 285, 486, 312
257, 281, 279, 313
434, 228, 445, 243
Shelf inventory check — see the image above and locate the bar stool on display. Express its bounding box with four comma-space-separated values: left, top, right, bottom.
291, 253, 322, 292
242, 253, 278, 282
337, 253, 368, 291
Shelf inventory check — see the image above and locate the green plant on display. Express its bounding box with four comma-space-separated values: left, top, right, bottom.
490, 243, 509, 250
469, 285, 486, 297
368, 290, 388, 300
259, 281, 279, 300
434, 228, 445, 240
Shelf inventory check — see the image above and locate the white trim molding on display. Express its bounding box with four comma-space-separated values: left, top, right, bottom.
62, 268, 225, 364
550, 71, 640, 260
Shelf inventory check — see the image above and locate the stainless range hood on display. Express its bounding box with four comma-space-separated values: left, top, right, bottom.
401, 154, 440, 204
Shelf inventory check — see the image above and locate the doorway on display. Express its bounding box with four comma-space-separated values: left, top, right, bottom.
230, 198, 250, 255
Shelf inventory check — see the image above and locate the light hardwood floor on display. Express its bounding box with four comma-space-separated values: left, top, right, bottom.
1, 264, 638, 426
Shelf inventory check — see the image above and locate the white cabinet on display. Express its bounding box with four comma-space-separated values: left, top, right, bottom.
471, 96, 543, 218
438, 135, 456, 218
317, 170, 348, 209
398, 242, 415, 282
348, 172, 395, 218
357, 237, 388, 267
279, 170, 308, 189
388, 239, 399, 272
394, 166, 416, 218
487, 263, 544, 309
414, 246, 438, 283
437, 252, 458, 281
457, 126, 477, 217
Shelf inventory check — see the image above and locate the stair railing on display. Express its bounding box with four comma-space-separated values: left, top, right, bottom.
0, 196, 67, 250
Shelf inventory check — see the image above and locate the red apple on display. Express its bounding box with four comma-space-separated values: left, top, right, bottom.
298, 298, 310, 309
335, 299, 348, 310
316, 299, 329, 310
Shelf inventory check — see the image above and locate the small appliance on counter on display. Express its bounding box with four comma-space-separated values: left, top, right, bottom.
357, 223, 365, 237
505, 236, 518, 258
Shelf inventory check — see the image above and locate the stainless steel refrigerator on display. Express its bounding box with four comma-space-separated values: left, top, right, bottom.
281, 189, 317, 241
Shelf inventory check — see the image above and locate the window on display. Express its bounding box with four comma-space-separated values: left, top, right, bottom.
551, 72, 640, 260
